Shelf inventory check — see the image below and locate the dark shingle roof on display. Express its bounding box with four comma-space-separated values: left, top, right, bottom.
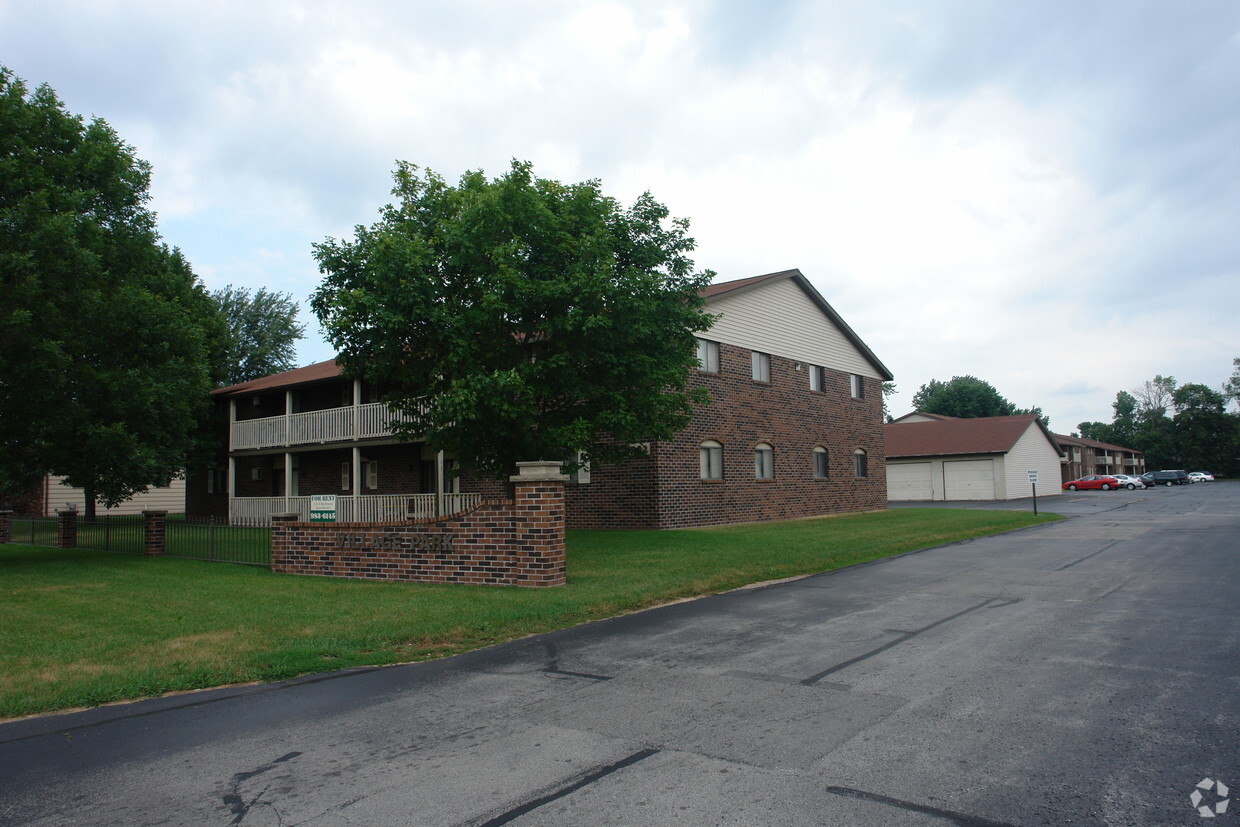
885, 414, 1063, 459
212, 359, 343, 397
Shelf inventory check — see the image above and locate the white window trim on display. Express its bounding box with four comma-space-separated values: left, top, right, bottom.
813, 446, 829, 479
700, 440, 723, 480
752, 351, 770, 383
754, 443, 774, 479
696, 338, 719, 373
809, 365, 823, 392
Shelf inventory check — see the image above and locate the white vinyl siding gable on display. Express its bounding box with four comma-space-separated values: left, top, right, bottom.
1003, 423, 1064, 499
703, 276, 882, 379
47, 476, 186, 515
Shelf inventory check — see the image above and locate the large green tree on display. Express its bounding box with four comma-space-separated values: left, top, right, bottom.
212, 285, 305, 386
312, 160, 715, 478
0, 67, 219, 514
1171, 383, 1236, 472
911, 375, 1049, 428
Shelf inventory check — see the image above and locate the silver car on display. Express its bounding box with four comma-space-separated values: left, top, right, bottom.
1112, 474, 1147, 490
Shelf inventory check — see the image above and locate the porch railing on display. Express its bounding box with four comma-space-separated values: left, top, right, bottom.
228, 493, 482, 526
231, 402, 417, 450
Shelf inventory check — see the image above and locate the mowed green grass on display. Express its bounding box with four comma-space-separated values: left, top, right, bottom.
0, 508, 1058, 719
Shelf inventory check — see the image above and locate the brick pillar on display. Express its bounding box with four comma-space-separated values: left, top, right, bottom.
142, 510, 168, 556
56, 509, 78, 548
0, 510, 12, 544
508, 461, 568, 587
270, 512, 300, 570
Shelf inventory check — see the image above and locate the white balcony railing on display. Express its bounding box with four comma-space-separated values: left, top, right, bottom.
229, 493, 482, 526
231, 402, 416, 450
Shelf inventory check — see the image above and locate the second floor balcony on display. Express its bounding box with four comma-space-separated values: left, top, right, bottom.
230, 401, 418, 451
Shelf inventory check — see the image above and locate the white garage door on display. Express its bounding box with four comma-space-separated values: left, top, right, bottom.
944, 460, 997, 500
888, 462, 933, 501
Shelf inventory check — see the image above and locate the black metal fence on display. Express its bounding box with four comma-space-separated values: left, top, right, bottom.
5, 514, 271, 567
166, 517, 271, 566
7, 516, 58, 547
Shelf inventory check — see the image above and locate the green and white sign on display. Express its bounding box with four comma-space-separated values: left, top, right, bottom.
310, 494, 337, 523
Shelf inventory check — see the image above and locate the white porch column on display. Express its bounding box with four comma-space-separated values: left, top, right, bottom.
284, 452, 294, 508
436, 450, 445, 517
352, 445, 362, 500
284, 390, 292, 445
227, 456, 235, 524
353, 379, 362, 440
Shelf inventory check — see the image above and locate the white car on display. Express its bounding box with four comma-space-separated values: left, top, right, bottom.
1112, 474, 1146, 490
1188, 471, 1215, 482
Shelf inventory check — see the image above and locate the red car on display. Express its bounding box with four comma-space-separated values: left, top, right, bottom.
1062, 475, 1121, 491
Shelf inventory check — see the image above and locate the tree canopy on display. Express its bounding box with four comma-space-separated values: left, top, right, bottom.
212, 285, 305, 386
0, 67, 220, 511
910, 375, 1049, 428
1077, 365, 1240, 475
312, 160, 716, 478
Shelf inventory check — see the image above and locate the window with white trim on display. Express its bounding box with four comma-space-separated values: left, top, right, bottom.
696, 338, 719, 373
752, 351, 770, 382
700, 440, 723, 480
365, 460, 379, 490
813, 446, 829, 478
809, 365, 824, 392
850, 374, 865, 398
853, 448, 868, 478
754, 443, 773, 479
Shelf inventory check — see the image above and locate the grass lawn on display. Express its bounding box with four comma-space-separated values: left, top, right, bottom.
0, 507, 1058, 719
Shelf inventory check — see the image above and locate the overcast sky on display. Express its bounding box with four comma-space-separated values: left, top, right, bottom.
3, 1, 1238, 429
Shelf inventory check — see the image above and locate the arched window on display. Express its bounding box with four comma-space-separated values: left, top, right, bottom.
813, 446, 829, 478
853, 448, 868, 478
700, 440, 723, 480
754, 443, 773, 479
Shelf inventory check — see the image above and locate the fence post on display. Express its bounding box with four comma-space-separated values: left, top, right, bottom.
508, 461, 568, 587
142, 510, 167, 557
56, 509, 78, 548
0, 510, 11, 544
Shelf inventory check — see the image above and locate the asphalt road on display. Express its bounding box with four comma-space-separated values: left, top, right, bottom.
2, 484, 1237, 826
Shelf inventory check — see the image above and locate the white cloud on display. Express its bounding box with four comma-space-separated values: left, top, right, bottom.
2, 0, 1237, 423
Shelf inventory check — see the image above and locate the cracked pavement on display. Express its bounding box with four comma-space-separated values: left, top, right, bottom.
2, 484, 1238, 825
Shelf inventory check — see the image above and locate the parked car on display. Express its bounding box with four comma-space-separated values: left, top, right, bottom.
1189, 471, 1215, 482
1112, 474, 1146, 490
1147, 470, 1188, 486
1062, 475, 1122, 491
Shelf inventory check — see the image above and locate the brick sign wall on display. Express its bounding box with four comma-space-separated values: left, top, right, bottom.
270, 462, 567, 587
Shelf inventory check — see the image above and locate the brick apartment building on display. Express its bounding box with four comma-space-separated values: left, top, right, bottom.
187, 269, 893, 529
1053, 433, 1146, 482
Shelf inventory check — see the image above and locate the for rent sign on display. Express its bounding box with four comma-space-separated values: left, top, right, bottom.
310, 495, 337, 522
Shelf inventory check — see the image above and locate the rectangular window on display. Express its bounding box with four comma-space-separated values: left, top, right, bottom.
809, 365, 823, 392
696, 338, 719, 373
854, 451, 868, 478
341, 462, 351, 491
752, 351, 770, 383
813, 449, 829, 479
850, 374, 865, 398
700, 442, 723, 480
206, 468, 228, 494
365, 461, 379, 490
565, 451, 591, 484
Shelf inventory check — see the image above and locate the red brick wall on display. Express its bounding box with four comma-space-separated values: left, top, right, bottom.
270, 478, 566, 587
648, 345, 886, 528
565, 454, 659, 530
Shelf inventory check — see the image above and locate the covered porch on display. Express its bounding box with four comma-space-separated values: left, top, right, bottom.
229, 492, 483, 525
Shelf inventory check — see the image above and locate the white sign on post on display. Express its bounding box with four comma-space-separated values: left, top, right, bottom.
1028, 470, 1039, 485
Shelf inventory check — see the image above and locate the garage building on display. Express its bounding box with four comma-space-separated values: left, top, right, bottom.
885, 413, 1064, 502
